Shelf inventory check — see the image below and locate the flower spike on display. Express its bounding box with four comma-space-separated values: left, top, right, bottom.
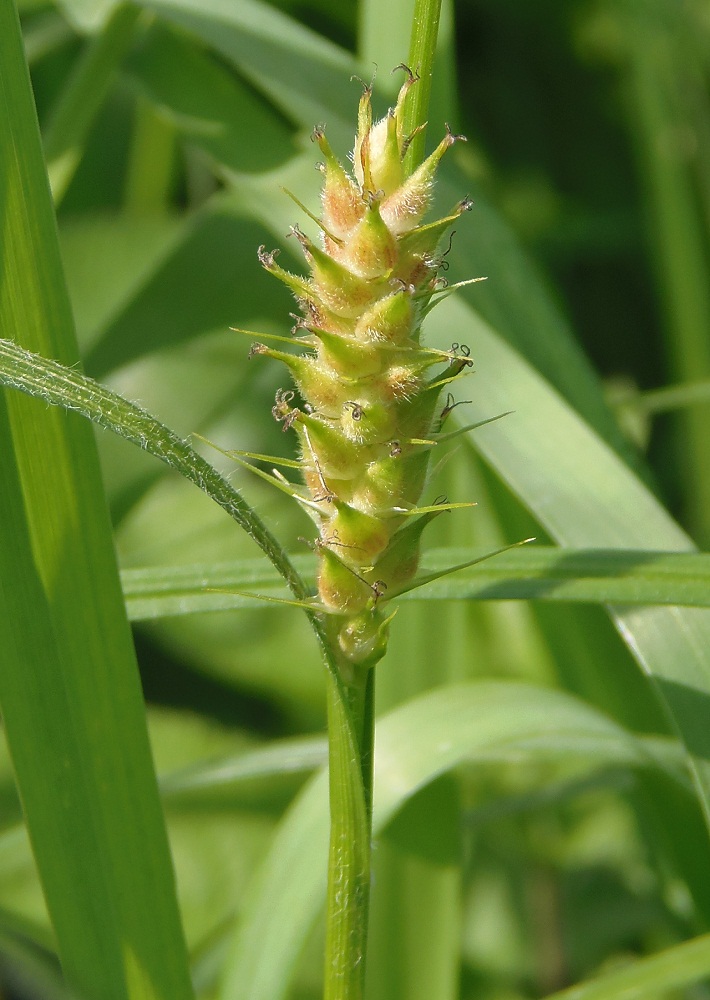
244, 72, 488, 667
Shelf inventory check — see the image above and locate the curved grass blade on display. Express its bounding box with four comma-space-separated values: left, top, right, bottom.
160, 735, 328, 804
220, 680, 686, 1000
425, 297, 710, 826
544, 931, 710, 1000
0, 337, 308, 604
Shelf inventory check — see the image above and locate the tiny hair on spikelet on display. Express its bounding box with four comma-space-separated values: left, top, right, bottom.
244, 68, 486, 670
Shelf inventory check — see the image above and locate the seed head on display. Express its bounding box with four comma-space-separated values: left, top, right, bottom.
251, 70, 478, 667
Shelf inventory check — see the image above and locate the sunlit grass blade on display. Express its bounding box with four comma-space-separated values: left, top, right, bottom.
365, 774, 461, 1000
622, 5, 710, 544
220, 680, 687, 1000
0, 4, 193, 999
425, 296, 710, 826
0, 337, 308, 603
160, 735, 328, 804
544, 931, 710, 1000
119, 546, 710, 620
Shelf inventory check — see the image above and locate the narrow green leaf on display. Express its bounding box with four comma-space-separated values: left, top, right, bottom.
119, 547, 710, 620
160, 736, 328, 802
411, 546, 710, 605
425, 296, 710, 825
0, 337, 308, 604
43, 1, 143, 203
220, 681, 685, 1000
365, 775, 460, 1000
544, 931, 710, 1000
0, 4, 193, 998
402, 0, 443, 172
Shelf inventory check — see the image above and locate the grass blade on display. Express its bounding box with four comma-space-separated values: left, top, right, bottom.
544, 931, 710, 1000
424, 297, 710, 824
220, 680, 685, 1000
44, 1, 143, 203
0, 337, 308, 603
0, 4, 193, 998
119, 547, 710, 620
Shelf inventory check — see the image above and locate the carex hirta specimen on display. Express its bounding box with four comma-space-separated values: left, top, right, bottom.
248, 68, 479, 675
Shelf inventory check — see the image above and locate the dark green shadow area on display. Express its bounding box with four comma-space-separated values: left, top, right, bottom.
85, 209, 293, 376
653, 678, 710, 764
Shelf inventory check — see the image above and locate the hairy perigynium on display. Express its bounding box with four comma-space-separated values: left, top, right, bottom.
250, 70, 477, 670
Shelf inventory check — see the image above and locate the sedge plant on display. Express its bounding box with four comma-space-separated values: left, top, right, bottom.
1, 1, 498, 994
233, 64, 502, 997
7, 2, 710, 1000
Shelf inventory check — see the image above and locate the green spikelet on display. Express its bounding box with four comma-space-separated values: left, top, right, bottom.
252, 71, 476, 668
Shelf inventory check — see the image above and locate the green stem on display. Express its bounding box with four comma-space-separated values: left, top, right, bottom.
402, 0, 443, 174
322, 3, 442, 993
324, 662, 374, 1000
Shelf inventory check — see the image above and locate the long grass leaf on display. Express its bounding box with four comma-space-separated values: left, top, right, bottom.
422, 296, 710, 824
0, 337, 308, 603
544, 931, 710, 1000
0, 5, 193, 998
118, 547, 710, 619
43, 1, 142, 203
220, 680, 686, 1000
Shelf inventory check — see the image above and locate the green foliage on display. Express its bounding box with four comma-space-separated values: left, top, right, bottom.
3, 0, 710, 999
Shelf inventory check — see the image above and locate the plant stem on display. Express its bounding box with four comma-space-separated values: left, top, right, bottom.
402, 0, 443, 174
323, 659, 375, 1000
322, 3, 442, 994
